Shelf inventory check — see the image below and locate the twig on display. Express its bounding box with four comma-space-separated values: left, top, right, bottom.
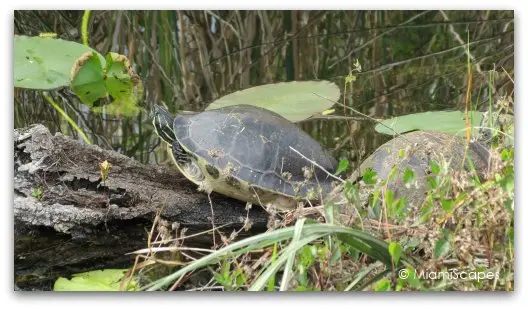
311, 92, 412, 143
502, 66, 514, 83
288, 146, 344, 183
207, 193, 217, 248
147, 223, 232, 245
127, 246, 215, 255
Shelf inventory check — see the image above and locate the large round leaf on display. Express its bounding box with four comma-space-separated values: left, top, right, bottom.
205, 81, 341, 122
14, 35, 103, 90
375, 111, 484, 136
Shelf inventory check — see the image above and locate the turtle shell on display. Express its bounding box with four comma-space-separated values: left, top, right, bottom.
172, 104, 338, 199
350, 130, 491, 207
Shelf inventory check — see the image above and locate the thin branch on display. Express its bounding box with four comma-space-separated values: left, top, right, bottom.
311, 92, 412, 143
288, 146, 344, 183
128, 246, 215, 255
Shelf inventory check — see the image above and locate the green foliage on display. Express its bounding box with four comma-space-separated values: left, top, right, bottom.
440, 199, 455, 213
388, 166, 398, 181
427, 161, 441, 189
14, 35, 100, 89
105, 53, 135, 99
412, 195, 434, 226
362, 168, 378, 185
374, 279, 392, 291
31, 187, 42, 200
335, 159, 349, 175
389, 242, 403, 267
343, 60, 362, 108
70, 52, 144, 116
429, 161, 441, 174
81, 10, 91, 46
267, 243, 278, 291
343, 181, 360, 205
70, 52, 107, 104
434, 230, 452, 259
496, 169, 514, 194
385, 189, 395, 216
501, 148, 514, 162
403, 168, 415, 184
213, 261, 248, 291
141, 221, 412, 291
324, 203, 337, 225
53, 269, 138, 291
375, 111, 483, 136
205, 81, 341, 122
100, 53, 144, 115
14, 36, 143, 117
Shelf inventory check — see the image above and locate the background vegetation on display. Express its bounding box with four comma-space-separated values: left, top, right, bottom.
14, 10, 514, 168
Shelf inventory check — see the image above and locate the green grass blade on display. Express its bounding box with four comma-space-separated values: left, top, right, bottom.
266, 242, 278, 291
345, 261, 383, 291
142, 225, 301, 290
250, 234, 323, 291
142, 222, 408, 291
354, 268, 393, 291
279, 218, 306, 291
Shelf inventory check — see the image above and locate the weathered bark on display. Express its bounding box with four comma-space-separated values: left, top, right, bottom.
14, 124, 269, 290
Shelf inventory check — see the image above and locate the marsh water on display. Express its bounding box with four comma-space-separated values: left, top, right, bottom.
14, 10, 514, 170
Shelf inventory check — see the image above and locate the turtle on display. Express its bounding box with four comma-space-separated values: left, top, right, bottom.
336, 130, 492, 209
152, 104, 339, 210
350, 108, 516, 209
323, 108, 515, 223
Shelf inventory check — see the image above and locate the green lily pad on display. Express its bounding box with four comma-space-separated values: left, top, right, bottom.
53, 269, 139, 291
70, 52, 144, 116
206, 81, 341, 122
101, 52, 144, 116
105, 53, 134, 100
14, 35, 103, 90
375, 111, 484, 136
70, 51, 108, 105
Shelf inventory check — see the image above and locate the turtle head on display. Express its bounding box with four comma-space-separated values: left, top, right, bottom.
152, 104, 176, 144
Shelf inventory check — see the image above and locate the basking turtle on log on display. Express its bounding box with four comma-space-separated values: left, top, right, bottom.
331, 111, 511, 210
152, 104, 339, 210
343, 130, 492, 208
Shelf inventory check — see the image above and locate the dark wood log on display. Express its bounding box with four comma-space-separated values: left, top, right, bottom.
14, 124, 269, 290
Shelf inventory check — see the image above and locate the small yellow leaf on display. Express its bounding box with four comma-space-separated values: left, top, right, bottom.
99, 160, 112, 182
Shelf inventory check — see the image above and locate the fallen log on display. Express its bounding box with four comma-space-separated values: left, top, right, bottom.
14, 124, 269, 290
